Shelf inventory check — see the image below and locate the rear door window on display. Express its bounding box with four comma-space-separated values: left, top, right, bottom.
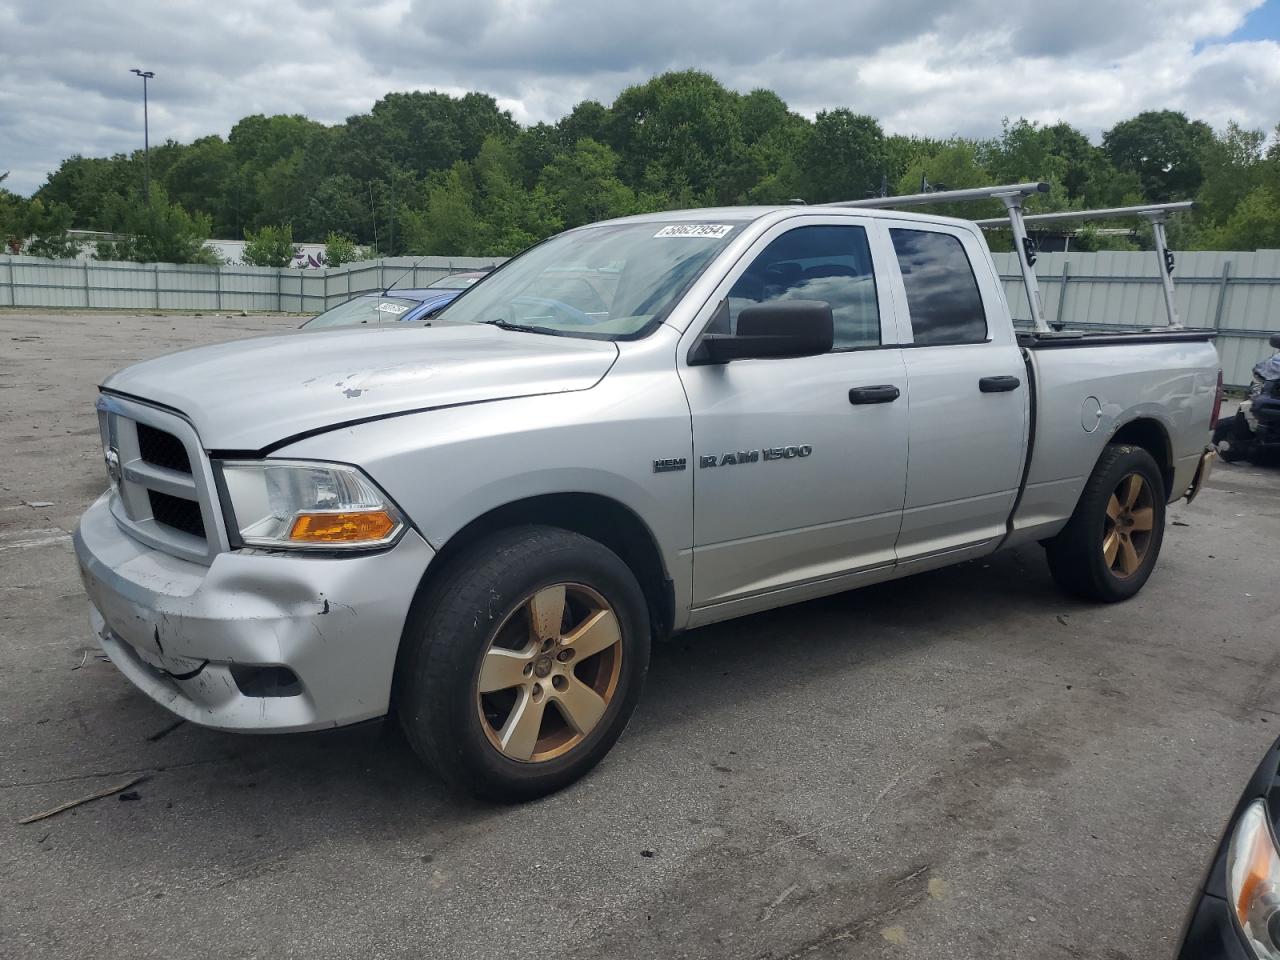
889, 229, 987, 345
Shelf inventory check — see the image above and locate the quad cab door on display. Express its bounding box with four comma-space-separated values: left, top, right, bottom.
677, 215, 911, 617
881, 221, 1030, 563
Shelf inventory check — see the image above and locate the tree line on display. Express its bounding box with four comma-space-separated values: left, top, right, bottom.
3, 70, 1279, 264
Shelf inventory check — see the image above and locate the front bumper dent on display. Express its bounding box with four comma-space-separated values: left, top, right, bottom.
74, 492, 434, 732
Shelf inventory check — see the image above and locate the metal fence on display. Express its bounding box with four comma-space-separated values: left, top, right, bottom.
3, 249, 1278, 387
991, 249, 1280, 387
0, 255, 504, 315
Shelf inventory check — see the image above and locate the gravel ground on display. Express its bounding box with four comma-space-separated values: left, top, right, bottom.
1, 309, 1277, 960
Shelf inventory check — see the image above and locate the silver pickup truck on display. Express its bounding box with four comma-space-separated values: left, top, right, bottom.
75, 184, 1220, 799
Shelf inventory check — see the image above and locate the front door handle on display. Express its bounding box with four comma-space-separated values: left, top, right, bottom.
978, 375, 1021, 393
848, 384, 901, 405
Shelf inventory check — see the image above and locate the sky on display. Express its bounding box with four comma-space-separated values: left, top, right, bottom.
1, 0, 1279, 195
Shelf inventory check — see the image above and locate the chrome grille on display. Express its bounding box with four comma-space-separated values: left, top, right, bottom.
96, 394, 228, 564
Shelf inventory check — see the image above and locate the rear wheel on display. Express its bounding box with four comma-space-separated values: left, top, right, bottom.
396, 526, 650, 801
1045, 444, 1166, 602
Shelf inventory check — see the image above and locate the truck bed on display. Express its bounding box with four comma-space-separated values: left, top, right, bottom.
1016, 327, 1217, 349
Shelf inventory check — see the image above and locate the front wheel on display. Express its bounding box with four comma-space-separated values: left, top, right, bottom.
1045, 444, 1167, 602
396, 526, 650, 801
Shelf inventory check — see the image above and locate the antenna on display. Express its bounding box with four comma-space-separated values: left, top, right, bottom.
384, 252, 434, 294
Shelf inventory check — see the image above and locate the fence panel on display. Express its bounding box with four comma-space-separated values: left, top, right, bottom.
991, 249, 1280, 386
4, 249, 1276, 386
0, 254, 505, 316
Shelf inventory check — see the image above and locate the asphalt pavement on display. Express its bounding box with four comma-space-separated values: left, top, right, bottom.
2, 309, 1278, 960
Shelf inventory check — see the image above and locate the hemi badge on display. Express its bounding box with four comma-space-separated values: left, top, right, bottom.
653, 458, 687, 473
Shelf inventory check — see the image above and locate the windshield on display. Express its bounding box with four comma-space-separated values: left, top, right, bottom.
436, 221, 741, 339
427, 273, 483, 290
302, 295, 420, 329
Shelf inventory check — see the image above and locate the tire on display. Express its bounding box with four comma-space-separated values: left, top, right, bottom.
1045, 444, 1167, 603
1212, 414, 1254, 464
396, 525, 650, 802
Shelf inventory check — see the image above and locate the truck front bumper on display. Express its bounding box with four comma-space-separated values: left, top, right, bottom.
74, 492, 434, 732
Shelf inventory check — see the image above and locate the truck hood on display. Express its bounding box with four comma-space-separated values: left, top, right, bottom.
102, 322, 619, 451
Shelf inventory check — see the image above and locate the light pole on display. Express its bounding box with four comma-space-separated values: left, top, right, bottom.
130, 68, 155, 202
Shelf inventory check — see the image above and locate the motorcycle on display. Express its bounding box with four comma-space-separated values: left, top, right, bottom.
1213, 333, 1280, 464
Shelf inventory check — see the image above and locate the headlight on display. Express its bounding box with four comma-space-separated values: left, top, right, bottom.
1227, 799, 1280, 958
218, 460, 404, 551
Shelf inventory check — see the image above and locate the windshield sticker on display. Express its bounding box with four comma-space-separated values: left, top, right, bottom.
654, 224, 735, 239
376, 302, 409, 315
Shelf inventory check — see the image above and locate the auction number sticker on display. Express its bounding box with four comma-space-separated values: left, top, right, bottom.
654, 224, 735, 239
377, 302, 409, 315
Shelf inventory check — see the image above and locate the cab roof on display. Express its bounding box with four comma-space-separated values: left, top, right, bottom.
596, 204, 980, 231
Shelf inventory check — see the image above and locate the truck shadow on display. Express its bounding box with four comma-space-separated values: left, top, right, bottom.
642, 543, 1064, 716
125, 542, 1070, 823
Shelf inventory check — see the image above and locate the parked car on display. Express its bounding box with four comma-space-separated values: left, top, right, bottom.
1177, 736, 1280, 959
75, 200, 1219, 800
301, 271, 490, 329
1213, 334, 1280, 465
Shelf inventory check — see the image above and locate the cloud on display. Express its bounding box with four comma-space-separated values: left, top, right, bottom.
1, 0, 1277, 194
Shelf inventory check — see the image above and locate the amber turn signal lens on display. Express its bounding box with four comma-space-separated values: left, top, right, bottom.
288, 511, 397, 543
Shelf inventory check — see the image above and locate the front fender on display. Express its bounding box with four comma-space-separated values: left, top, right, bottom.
275, 336, 694, 622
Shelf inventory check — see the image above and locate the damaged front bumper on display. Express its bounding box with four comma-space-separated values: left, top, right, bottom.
73, 491, 434, 732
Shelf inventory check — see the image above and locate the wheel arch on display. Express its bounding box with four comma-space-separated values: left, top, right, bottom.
408, 492, 674, 647
1110, 417, 1174, 498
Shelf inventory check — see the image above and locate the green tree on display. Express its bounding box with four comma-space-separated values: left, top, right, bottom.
1196, 122, 1269, 226
338, 91, 517, 183
540, 138, 635, 228
471, 136, 560, 254
36, 154, 140, 230
737, 90, 810, 204
557, 100, 610, 148
1071, 225, 1140, 252
882, 135, 947, 192
1103, 110, 1215, 202
297, 174, 371, 244
162, 135, 235, 233
801, 110, 886, 203
607, 71, 746, 204
0, 181, 80, 259
18, 75, 1280, 255
896, 140, 998, 218
1210, 186, 1280, 250
401, 164, 485, 256
1, 173, 29, 253
241, 223, 296, 267
324, 231, 362, 267
95, 188, 219, 264
22, 199, 80, 258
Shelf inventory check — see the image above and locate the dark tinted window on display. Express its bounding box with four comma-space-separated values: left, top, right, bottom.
890, 229, 987, 345
724, 225, 880, 350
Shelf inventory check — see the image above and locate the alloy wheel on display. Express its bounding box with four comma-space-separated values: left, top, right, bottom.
475, 583, 623, 762
1103, 473, 1155, 578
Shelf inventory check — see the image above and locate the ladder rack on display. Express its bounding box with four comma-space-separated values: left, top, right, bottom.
830, 182, 1054, 332
972, 201, 1195, 328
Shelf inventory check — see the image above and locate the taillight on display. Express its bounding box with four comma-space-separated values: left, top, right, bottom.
1211, 369, 1224, 428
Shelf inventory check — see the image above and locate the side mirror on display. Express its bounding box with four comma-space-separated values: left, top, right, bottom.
690, 300, 834, 365
1270, 333, 1280, 350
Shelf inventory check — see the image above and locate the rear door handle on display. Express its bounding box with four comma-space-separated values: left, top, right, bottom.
978, 375, 1021, 393
848, 384, 901, 405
